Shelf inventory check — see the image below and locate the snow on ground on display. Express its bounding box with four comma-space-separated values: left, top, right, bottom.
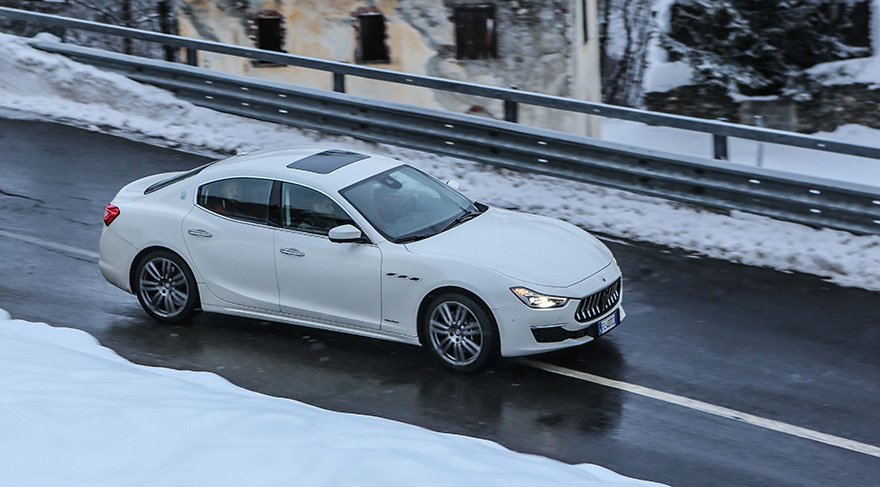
1, 32, 880, 292
0, 309, 661, 486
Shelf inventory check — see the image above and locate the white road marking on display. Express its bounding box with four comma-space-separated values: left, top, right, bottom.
596, 236, 633, 246
3, 228, 878, 459
523, 359, 880, 459
0, 229, 100, 260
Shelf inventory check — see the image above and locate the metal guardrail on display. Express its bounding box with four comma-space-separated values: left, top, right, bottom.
3, 6, 880, 161
28, 40, 880, 235
1, 7, 879, 234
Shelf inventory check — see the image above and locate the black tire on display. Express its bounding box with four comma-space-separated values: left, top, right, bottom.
134, 250, 199, 324
421, 293, 498, 372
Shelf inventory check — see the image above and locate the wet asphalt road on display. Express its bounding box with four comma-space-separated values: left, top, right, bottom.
1, 118, 878, 486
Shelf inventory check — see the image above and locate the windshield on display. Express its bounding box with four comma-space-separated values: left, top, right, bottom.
340, 165, 479, 243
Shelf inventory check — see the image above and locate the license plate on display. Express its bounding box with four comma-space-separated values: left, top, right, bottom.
597, 311, 619, 336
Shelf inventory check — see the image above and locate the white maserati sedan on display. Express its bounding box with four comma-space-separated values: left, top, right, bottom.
99, 148, 624, 372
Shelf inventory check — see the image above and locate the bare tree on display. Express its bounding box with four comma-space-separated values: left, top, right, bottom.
598, 0, 653, 106
1, 0, 173, 58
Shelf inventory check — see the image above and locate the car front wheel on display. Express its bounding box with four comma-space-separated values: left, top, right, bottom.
422, 293, 498, 372
134, 250, 199, 323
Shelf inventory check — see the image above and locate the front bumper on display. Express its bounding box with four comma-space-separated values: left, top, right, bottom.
495, 263, 625, 357
530, 306, 625, 343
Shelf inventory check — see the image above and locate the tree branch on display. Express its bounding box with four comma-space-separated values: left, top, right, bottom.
68, 0, 123, 24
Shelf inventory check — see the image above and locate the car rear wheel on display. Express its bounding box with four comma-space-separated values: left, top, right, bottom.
422, 293, 498, 372
135, 250, 198, 323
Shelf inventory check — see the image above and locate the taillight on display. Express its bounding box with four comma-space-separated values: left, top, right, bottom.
103, 204, 120, 226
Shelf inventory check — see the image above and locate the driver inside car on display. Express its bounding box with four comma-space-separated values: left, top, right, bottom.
210, 179, 243, 215
298, 194, 338, 233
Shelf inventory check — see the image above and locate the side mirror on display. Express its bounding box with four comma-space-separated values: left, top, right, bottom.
328, 224, 363, 243
445, 179, 461, 190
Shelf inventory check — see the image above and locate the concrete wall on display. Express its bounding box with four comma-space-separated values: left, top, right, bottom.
177, 0, 602, 136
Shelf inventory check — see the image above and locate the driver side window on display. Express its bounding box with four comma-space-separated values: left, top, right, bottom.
281, 183, 355, 236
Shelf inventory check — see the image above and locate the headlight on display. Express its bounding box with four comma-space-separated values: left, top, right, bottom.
510, 287, 569, 309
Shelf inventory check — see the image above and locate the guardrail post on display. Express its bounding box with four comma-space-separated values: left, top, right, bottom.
712, 134, 729, 160
333, 72, 345, 93
504, 86, 519, 123
185, 48, 198, 66
754, 115, 765, 167
712, 118, 729, 160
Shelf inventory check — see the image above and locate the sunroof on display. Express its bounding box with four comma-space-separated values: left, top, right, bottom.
287, 150, 370, 174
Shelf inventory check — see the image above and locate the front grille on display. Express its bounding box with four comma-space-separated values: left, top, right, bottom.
575, 278, 622, 323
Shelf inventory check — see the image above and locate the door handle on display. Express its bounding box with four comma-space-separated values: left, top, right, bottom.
279, 247, 305, 257
187, 229, 213, 238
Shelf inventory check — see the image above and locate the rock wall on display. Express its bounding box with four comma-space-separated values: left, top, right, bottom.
645, 84, 880, 133
644, 0, 878, 134
643, 85, 738, 123
796, 84, 880, 133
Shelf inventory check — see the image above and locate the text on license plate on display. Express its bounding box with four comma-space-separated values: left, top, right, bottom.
597, 311, 619, 336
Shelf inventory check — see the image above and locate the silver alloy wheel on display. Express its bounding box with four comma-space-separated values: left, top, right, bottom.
138, 257, 189, 318
428, 301, 483, 367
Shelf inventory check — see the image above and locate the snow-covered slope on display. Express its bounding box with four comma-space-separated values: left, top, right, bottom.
1, 32, 879, 292
0, 309, 661, 486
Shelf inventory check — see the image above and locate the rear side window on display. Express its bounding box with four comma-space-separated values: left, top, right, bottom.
197, 178, 273, 225
281, 182, 354, 236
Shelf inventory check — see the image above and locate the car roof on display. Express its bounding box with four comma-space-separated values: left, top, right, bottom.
199, 147, 402, 193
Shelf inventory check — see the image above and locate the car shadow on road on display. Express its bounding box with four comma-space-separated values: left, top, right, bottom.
96, 310, 627, 453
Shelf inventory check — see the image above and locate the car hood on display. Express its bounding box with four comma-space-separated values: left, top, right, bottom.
404, 208, 613, 288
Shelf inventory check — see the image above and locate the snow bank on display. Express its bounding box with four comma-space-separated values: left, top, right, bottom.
0, 33, 320, 152
0, 309, 660, 486
1, 33, 880, 292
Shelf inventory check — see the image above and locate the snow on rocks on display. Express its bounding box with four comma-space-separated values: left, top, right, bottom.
807, 0, 880, 87
1, 32, 879, 292
641, 0, 695, 93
